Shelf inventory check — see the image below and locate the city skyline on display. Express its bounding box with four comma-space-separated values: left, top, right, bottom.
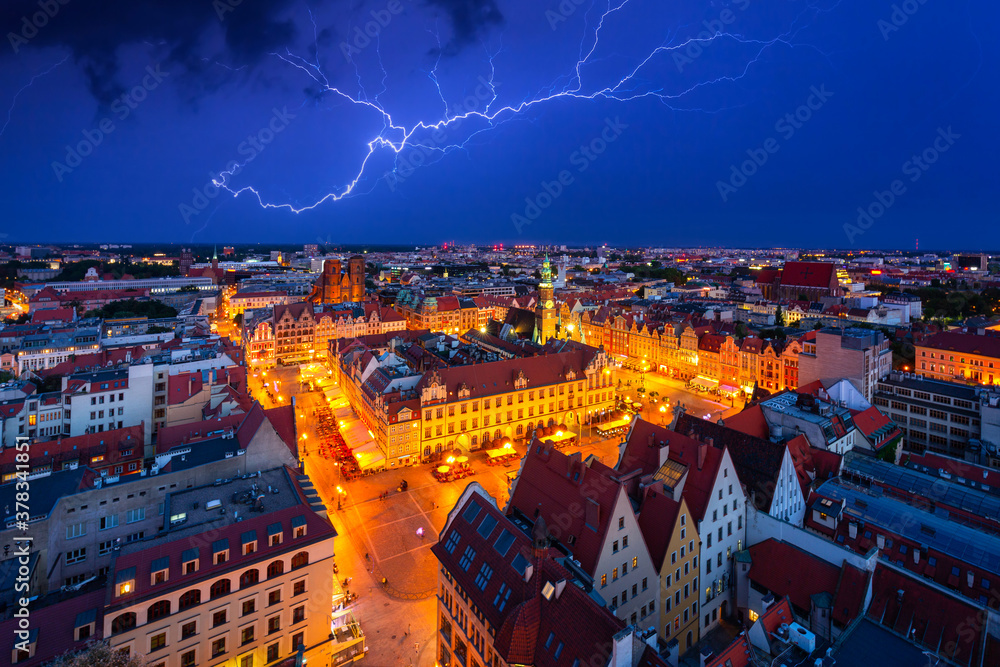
0, 0, 996, 247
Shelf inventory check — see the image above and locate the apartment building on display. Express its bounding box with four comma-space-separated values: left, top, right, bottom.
433, 483, 667, 667
228, 290, 289, 317
798, 328, 892, 401
874, 371, 1000, 459
63, 365, 154, 443
16, 326, 101, 374
104, 467, 338, 667
759, 391, 859, 456
915, 330, 1000, 386
507, 442, 660, 632
0, 405, 299, 597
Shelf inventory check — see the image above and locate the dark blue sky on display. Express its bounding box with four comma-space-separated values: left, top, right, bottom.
0, 0, 996, 248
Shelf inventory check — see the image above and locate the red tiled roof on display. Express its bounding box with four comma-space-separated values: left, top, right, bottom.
851, 406, 900, 441
723, 405, 770, 440
901, 451, 1000, 489
760, 597, 794, 636
264, 405, 298, 456
0, 588, 106, 666
786, 434, 841, 498
867, 564, 984, 667
779, 261, 836, 288
30, 307, 75, 323
747, 539, 839, 613
918, 330, 1000, 358
156, 413, 244, 449
621, 419, 723, 522
507, 442, 623, 574
832, 562, 870, 626
706, 633, 753, 667
636, 487, 682, 571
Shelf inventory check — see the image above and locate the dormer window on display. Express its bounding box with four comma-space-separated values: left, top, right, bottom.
292, 515, 307, 539
116, 567, 136, 598
182, 548, 199, 574
74, 609, 97, 641
268, 523, 283, 547
242, 530, 258, 556
213, 539, 230, 565
150, 557, 169, 585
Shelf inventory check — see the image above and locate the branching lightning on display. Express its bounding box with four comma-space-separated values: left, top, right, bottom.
0, 55, 69, 140
217, 0, 832, 214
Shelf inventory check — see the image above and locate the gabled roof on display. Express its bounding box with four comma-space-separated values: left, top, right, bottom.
636, 487, 682, 572
780, 261, 836, 288
759, 596, 794, 635
507, 442, 623, 574
707, 633, 754, 667
723, 404, 770, 440
676, 413, 786, 512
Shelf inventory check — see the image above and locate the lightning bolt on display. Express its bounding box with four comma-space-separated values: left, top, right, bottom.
0, 55, 70, 140
217, 0, 833, 213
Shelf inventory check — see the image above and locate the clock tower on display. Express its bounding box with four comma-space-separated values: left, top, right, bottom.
534, 255, 557, 345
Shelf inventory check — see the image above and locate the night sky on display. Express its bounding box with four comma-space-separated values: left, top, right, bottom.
0, 0, 996, 248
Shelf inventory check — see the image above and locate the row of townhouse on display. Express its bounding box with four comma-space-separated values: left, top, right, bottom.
242, 301, 405, 368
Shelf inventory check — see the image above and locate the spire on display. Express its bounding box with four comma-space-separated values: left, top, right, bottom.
212, 245, 218, 261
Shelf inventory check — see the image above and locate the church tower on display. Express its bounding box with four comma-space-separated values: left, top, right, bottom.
534, 255, 556, 345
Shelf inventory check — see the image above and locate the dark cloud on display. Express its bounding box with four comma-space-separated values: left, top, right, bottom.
425, 0, 503, 55
2, 0, 300, 104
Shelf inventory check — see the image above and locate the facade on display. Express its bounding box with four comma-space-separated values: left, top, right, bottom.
309, 256, 365, 304
228, 290, 289, 317
16, 326, 101, 374
637, 491, 700, 658
617, 418, 747, 636
798, 328, 892, 401
433, 483, 666, 667
507, 442, 660, 633
759, 391, 859, 456
63, 365, 155, 444
274, 302, 316, 365
874, 371, 1000, 460
104, 467, 339, 667
414, 341, 615, 459
915, 330, 1000, 386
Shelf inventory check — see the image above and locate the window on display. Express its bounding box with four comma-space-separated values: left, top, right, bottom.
632, 556, 638, 568
459, 546, 477, 571
601, 573, 607, 587
211, 579, 231, 599
475, 563, 494, 590
212, 638, 226, 658
242, 599, 256, 616
293, 632, 304, 650
293, 605, 305, 624
268, 590, 281, 606
150, 632, 167, 652
240, 569, 260, 588
613, 540, 619, 553
267, 643, 279, 663
147, 600, 170, 622
213, 610, 228, 627
181, 621, 197, 640
619, 517, 625, 529
613, 567, 619, 581
179, 589, 201, 610
112, 612, 136, 635
291, 552, 309, 569
293, 580, 306, 596
99, 515, 118, 530
241, 626, 255, 645
66, 522, 86, 539
268, 615, 281, 634
126, 507, 145, 523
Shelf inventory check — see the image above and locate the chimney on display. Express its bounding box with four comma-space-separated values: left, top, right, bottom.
697, 441, 707, 471
876, 534, 885, 549
611, 628, 633, 667
848, 522, 858, 539
912, 548, 920, 565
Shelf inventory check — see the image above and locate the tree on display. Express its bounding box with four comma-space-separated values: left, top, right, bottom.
233, 313, 244, 328
146, 325, 173, 334
734, 322, 749, 339
774, 304, 785, 327
48, 641, 148, 667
